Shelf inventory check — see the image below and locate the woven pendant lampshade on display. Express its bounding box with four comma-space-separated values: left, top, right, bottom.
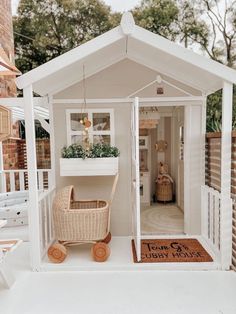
139, 106, 160, 129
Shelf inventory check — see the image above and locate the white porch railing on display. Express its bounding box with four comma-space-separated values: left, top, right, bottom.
201, 185, 221, 256
38, 188, 55, 259
201, 185, 232, 263
0, 169, 51, 193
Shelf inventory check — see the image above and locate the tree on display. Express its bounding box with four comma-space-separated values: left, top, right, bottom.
177, 0, 236, 68
175, 0, 236, 131
175, 0, 210, 49
132, 0, 179, 41
13, 0, 119, 73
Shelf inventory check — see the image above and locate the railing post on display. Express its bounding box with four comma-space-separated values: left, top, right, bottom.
48, 96, 55, 189
23, 85, 41, 271
220, 81, 233, 270
0, 142, 6, 193
201, 186, 208, 239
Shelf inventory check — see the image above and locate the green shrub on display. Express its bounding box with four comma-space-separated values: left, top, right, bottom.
61, 143, 120, 159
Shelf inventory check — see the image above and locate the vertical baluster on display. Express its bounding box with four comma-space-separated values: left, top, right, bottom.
19, 171, 25, 191
218, 194, 221, 251
213, 194, 216, 244
48, 191, 52, 242
44, 197, 48, 249
47, 170, 51, 190
39, 199, 43, 256
201, 186, 208, 238
214, 191, 220, 251
209, 188, 214, 243
10, 172, 15, 192
38, 171, 44, 192
0, 172, 7, 193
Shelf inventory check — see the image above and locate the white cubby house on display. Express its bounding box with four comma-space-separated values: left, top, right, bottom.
1, 12, 236, 271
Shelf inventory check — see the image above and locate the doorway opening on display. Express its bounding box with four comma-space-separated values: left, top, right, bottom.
139, 106, 185, 236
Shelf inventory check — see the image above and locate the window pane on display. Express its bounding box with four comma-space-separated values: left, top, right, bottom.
93, 112, 110, 131
70, 113, 88, 131
93, 135, 110, 145
71, 135, 83, 145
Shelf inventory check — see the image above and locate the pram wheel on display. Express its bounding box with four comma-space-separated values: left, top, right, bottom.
102, 232, 112, 244
47, 243, 67, 263
91, 242, 110, 262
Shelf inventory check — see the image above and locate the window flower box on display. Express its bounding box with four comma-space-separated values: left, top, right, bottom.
60, 157, 119, 176
60, 143, 120, 176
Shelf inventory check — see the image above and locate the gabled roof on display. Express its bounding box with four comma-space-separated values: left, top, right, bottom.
15, 12, 236, 96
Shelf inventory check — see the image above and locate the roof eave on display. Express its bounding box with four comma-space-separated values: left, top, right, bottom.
15, 26, 125, 90
132, 26, 236, 85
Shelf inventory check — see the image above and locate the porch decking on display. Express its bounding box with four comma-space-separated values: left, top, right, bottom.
41, 236, 220, 272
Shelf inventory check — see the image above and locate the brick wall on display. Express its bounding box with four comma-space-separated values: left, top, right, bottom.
36, 139, 51, 169
205, 132, 236, 270
0, 0, 16, 97
3, 138, 51, 170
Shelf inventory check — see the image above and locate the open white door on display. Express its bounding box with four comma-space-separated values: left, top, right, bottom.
131, 97, 141, 261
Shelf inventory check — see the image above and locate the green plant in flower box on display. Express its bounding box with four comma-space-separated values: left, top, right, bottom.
61, 143, 120, 159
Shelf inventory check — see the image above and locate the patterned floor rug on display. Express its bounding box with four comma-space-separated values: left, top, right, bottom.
141, 204, 184, 235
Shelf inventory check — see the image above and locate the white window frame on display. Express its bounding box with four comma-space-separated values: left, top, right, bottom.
66, 108, 115, 146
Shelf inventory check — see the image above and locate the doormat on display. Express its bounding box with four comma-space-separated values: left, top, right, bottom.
131, 239, 213, 263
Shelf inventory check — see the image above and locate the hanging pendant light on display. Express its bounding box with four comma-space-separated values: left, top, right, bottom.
139, 106, 160, 129
80, 64, 91, 150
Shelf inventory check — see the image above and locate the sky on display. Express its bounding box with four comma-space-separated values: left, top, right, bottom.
11, 0, 142, 15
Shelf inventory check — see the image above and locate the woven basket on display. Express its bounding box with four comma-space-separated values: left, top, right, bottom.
53, 186, 109, 243
156, 182, 173, 202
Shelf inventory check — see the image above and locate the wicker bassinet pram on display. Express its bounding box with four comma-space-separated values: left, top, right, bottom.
48, 174, 118, 263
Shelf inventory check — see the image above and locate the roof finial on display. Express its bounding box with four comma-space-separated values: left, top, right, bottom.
121, 12, 135, 35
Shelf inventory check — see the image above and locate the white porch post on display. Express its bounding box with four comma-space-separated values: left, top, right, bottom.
23, 85, 41, 271
201, 96, 207, 186
48, 96, 56, 189
0, 142, 5, 193
220, 81, 233, 270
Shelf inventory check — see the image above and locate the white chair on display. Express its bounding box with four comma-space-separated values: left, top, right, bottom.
0, 248, 15, 288
0, 220, 22, 289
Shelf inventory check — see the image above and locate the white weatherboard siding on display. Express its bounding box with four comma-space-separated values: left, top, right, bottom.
54, 103, 132, 237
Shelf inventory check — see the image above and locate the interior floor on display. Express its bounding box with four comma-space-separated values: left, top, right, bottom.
141, 203, 184, 235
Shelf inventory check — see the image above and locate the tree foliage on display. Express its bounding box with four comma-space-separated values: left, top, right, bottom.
177, 0, 236, 68
14, 0, 119, 73
132, 0, 179, 40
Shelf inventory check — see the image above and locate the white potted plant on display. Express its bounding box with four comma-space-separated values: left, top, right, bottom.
60, 143, 120, 176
